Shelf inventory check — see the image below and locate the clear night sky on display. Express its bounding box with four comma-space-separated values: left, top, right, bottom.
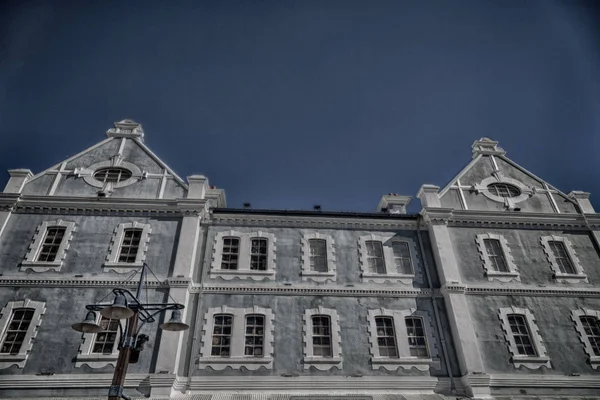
1, 0, 599, 212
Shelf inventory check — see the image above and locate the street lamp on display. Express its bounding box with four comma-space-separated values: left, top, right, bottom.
71, 263, 189, 400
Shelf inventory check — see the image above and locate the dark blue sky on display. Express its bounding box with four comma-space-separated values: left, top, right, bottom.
1, 0, 599, 212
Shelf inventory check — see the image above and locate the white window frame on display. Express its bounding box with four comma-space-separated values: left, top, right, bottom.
357, 234, 419, 284
21, 220, 76, 272
300, 232, 336, 282
210, 230, 276, 281
103, 222, 152, 273
475, 233, 520, 282
367, 308, 440, 371
541, 236, 587, 283
198, 306, 274, 370
571, 308, 600, 369
499, 307, 550, 369
81, 159, 142, 189
303, 306, 342, 370
74, 313, 121, 368
0, 299, 45, 369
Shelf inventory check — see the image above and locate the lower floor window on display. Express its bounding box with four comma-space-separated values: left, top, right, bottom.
92, 317, 119, 354
244, 314, 264, 357
508, 314, 537, 356
375, 317, 398, 358
1, 309, 34, 355
406, 317, 429, 358
312, 315, 332, 357
211, 314, 233, 357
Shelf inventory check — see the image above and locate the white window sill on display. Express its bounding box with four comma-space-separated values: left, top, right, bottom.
20, 261, 62, 272
209, 269, 276, 281
74, 353, 119, 368
0, 354, 27, 369
103, 262, 144, 273
511, 355, 551, 369
361, 272, 414, 284
485, 271, 520, 283
301, 271, 336, 283
303, 356, 343, 370
553, 273, 588, 284
198, 356, 273, 370
371, 356, 441, 371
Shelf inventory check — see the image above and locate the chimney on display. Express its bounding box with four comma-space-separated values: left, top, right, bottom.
569, 191, 595, 214
186, 175, 208, 199
377, 194, 411, 214
417, 185, 441, 208
4, 169, 33, 194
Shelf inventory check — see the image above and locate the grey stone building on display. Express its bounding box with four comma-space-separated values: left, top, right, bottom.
0, 122, 599, 399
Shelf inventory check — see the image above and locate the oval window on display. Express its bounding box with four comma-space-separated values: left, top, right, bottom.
487, 183, 520, 198
93, 167, 132, 184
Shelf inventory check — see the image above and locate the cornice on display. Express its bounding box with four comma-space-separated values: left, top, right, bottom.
0, 276, 192, 289
202, 284, 436, 298
444, 284, 600, 298
448, 209, 596, 230
208, 212, 421, 230
488, 373, 600, 388
0, 372, 176, 390
0, 194, 208, 217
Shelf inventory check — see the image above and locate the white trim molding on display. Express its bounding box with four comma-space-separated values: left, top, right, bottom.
541, 235, 588, 283
0, 299, 46, 369
498, 307, 550, 369
571, 308, 600, 369
367, 308, 440, 371
74, 313, 120, 368
198, 305, 274, 370
473, 174, 534, 210
475, 233, 520, 283
81, 159, 143, 190
300, 231, 336, 282
20, 220, 76, 272
302, 306, 342, 370
209, 230, 276, 281
103, 221, 152, 273
357, 234, 419, 284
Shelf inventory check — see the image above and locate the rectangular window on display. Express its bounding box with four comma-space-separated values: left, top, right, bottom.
508, 314, 537, 356
250, 238, 268, 271
366, 241, 385, 274
406, 317, 429, 358
221, 237, 240, 270
312, 315, 332, 357
375, 317, 398, 358
392, 242, 413, 274
244, 314, 264, 357
211, 314, 233, 357
580, 316, 600, 356
92, 317, 119, 354
309, 239, 328, 272
1, 308, 34, 355
484, 238, 509, 272
549, 241, 575, 274
36, 227, 66, 262
118, 228, 142, 263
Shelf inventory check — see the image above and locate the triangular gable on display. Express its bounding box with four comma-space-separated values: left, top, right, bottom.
438, 138, 579, 214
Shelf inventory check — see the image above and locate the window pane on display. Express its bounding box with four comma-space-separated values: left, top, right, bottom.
366, 241, 385, 274
244, 314, 265, 357
405, 317, 429, 358
507, 314, 537, 356
93, 167, 132, 183
580, 316, 600, 356
211, 314, 233, 357
221, 237, 240, 270
548, 241, 575, 274
392, 242, 413, 274
312, 315, 332, 357
36, 227, 66, 262
250, 238, 268, 271
309, 239, 328, 272
375, 317, 398, 358
118, 228, 143, 263
92, 317, 120, 354
484, 239, 509, 272
487, 183, 520, 198
0, 309, 34, 355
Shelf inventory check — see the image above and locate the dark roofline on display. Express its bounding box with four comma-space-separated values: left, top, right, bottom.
211, 208, 419, 219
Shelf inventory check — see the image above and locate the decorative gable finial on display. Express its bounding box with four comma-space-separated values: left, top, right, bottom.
471, 137, 506, 158
106, 119, 145, 142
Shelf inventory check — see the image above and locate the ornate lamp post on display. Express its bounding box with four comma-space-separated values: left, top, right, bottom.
71, 263, 189, 400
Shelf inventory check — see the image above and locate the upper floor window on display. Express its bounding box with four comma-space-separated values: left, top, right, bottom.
210, 231, 276, 281
487, 183, 520, 198
367, 308, 440, 371
93, 167, 132, 184
499, 307, 550, 369
1, 309, 34, 355
571, 309, 600, 369
541, 236, 587, 283
21, 220, 76, 272
103, 222, 152, 273
250, 238, 268, 271
199, 306, 274, 370
475, 233, 520, 282
300, 232, 337, 282
303, 307, 342, 370
92, 317, 120, 354
358, 235, 419, 284
0, 299, 45, 369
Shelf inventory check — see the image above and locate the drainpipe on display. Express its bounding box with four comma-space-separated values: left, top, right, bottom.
416, 215, 455, 393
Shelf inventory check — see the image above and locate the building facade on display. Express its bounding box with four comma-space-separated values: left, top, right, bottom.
0, 121, 599, 399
